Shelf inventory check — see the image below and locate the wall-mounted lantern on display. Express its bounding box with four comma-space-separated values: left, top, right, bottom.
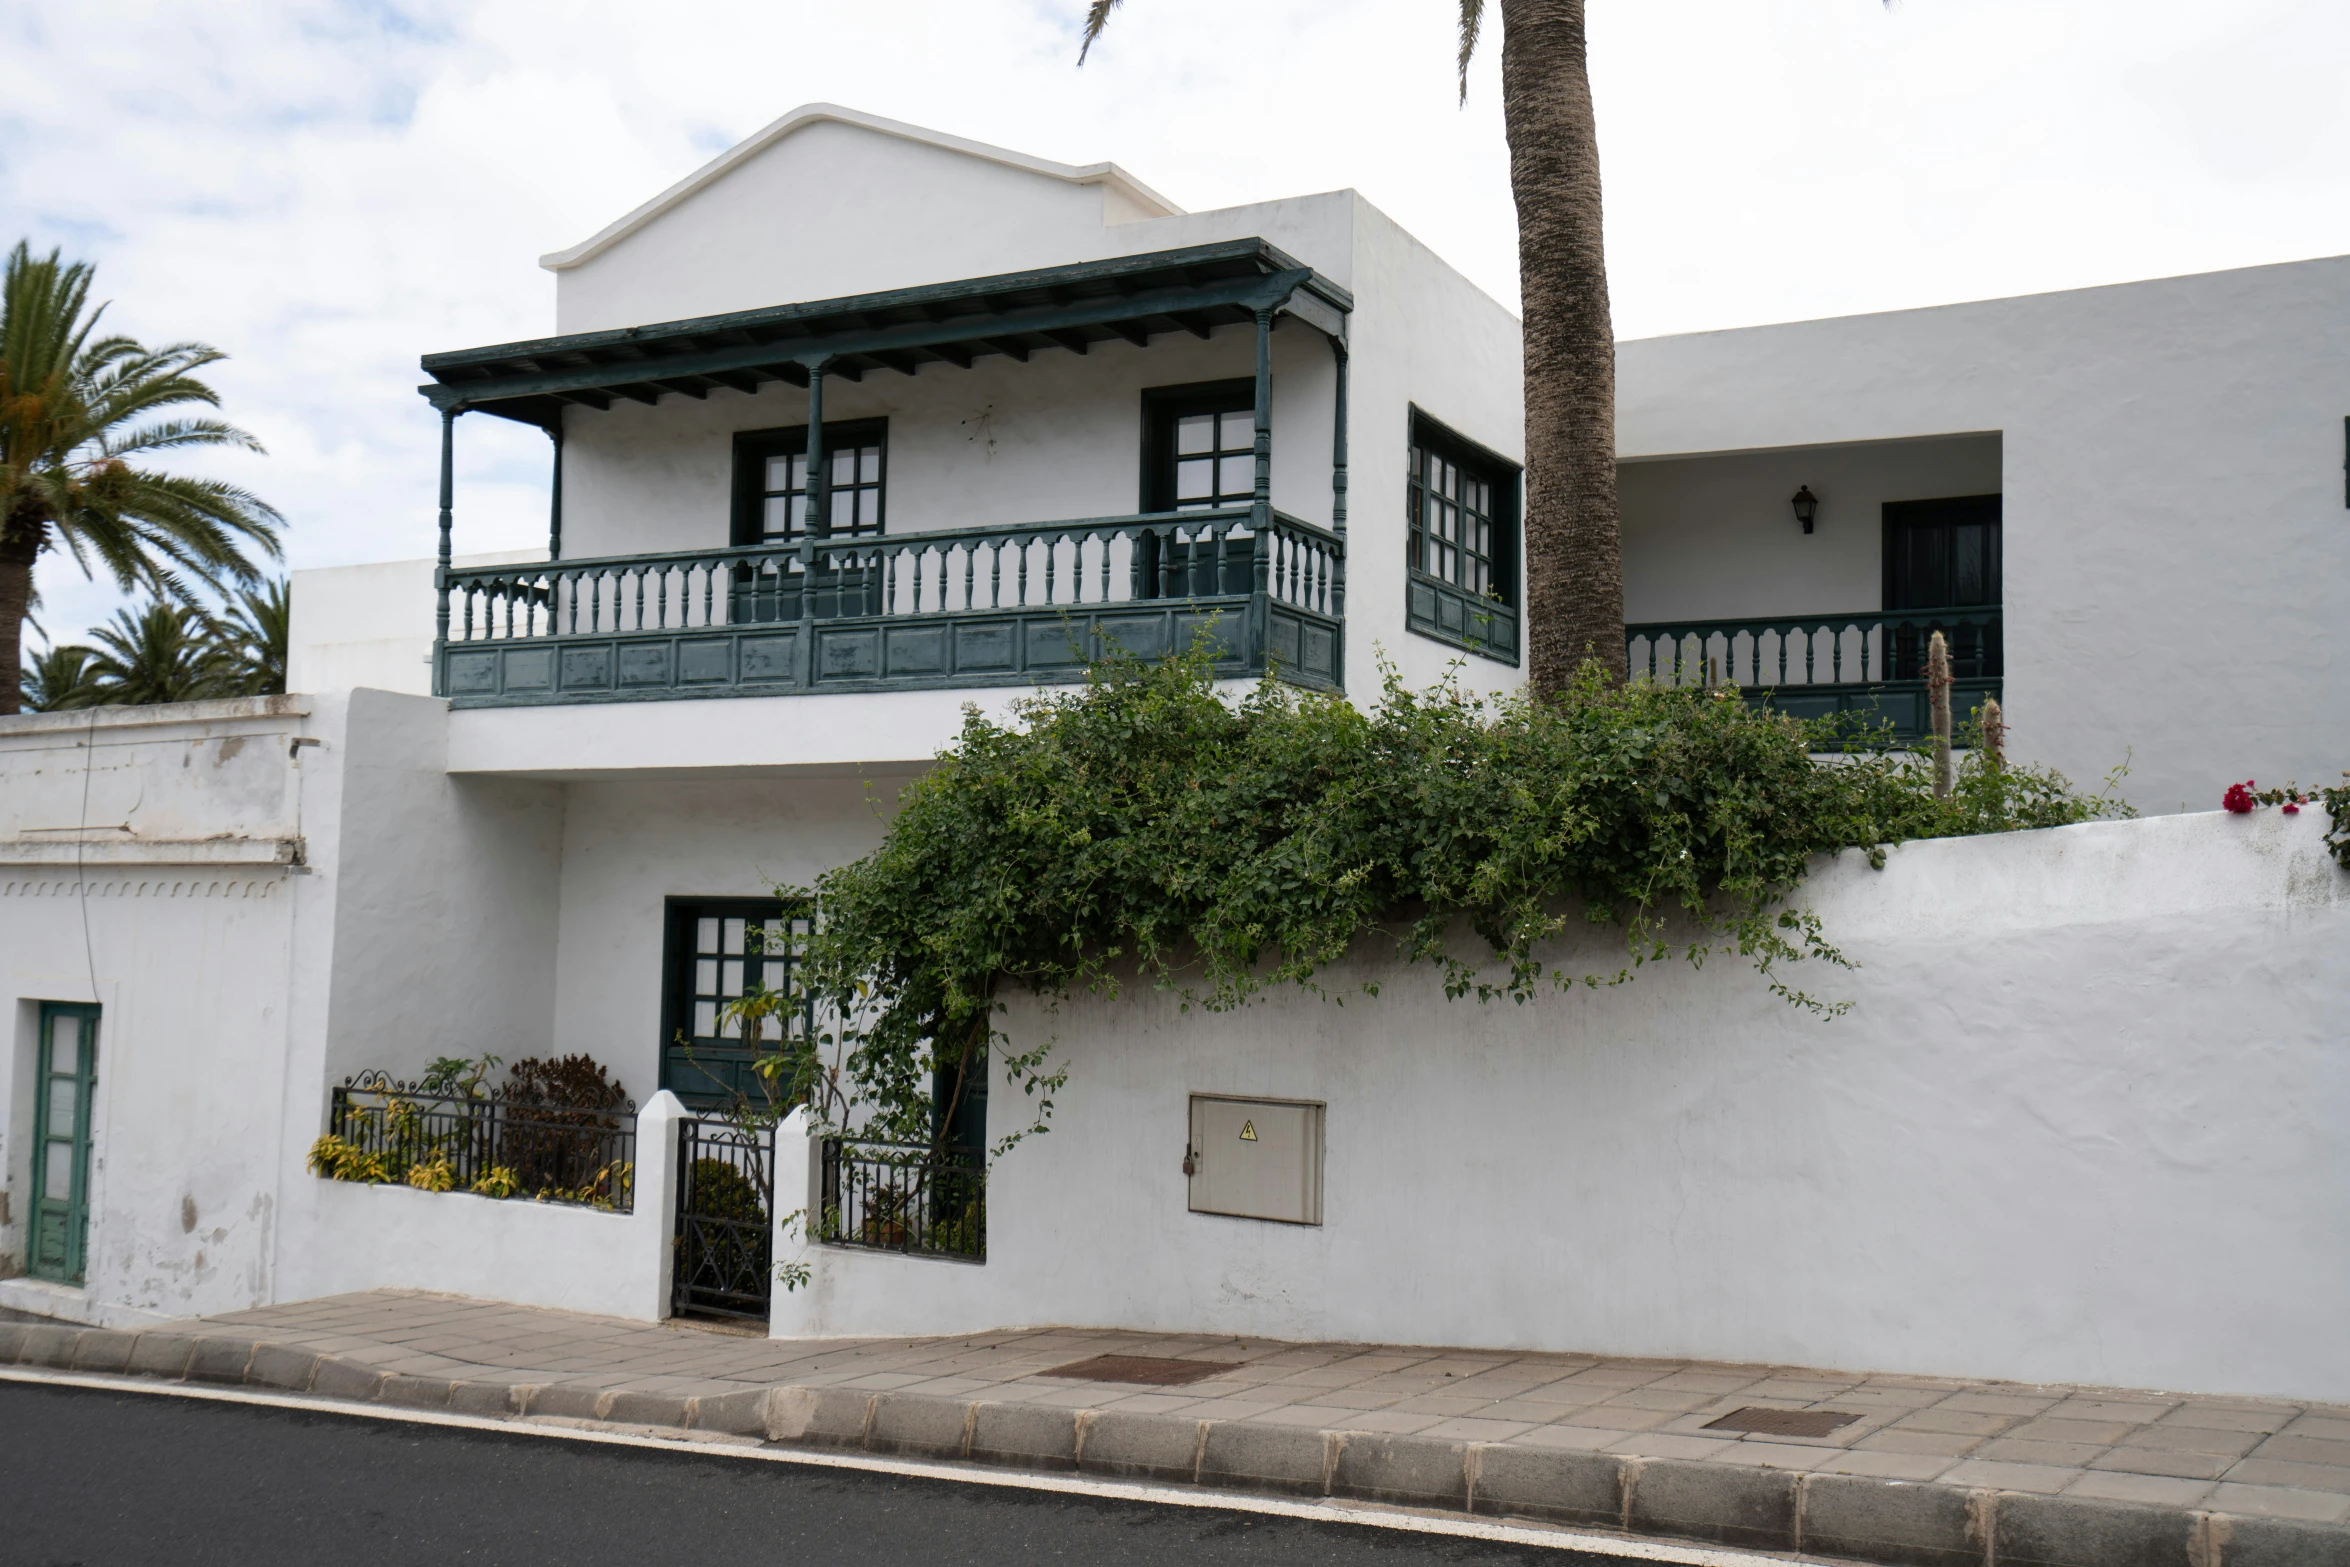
1790, 485, 1820, 534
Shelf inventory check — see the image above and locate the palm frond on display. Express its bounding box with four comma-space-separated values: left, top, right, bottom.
81, 599, 239, 706
98, 417, 269, 460
1458, 0, 1485, 105
1077, 0, 1124, 64
211, 576, 290, 696
21, 642, 103, 711
3, 238, 283, 711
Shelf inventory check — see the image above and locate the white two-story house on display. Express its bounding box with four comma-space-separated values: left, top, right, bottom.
3, 106, 2345, 1404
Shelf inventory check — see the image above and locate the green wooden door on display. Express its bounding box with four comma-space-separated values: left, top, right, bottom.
29, 1003, 99, 1284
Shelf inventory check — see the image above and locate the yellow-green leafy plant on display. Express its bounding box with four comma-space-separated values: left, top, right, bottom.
469, 1166, 520, 1199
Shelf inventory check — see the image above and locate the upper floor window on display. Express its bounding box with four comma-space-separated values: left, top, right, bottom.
1407, 415, 1516, 606
1141, 379, 1258, 512
731, 419, 887, 544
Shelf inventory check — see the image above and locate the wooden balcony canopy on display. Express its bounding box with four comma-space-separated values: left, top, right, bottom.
419, 239, 1354, 430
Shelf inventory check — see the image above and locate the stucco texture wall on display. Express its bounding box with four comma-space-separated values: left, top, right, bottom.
780, 807, 2350, 1403
0, 700, 318, 1322
1619, 434, 2002, 625
548, 775, 910, 1101
1616, 255, 2350, 815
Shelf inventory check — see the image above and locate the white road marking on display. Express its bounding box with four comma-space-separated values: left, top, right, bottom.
1, 1366, 1826, 1565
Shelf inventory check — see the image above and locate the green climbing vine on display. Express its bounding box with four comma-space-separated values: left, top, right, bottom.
730, 644, 2131, 1159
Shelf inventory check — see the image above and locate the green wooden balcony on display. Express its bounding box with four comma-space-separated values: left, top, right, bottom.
1624, 606, 2002, 743
436, 507, 1343, 707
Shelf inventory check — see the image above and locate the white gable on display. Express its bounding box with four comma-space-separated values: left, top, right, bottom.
546, 105, 1184, 334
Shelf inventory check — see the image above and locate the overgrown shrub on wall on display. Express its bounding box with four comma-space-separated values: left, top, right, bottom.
736, 646, 2137, 1158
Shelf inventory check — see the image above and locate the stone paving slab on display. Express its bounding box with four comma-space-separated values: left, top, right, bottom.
4, 1291, 2348, 1567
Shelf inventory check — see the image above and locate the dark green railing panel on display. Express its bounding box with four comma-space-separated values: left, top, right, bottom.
1625, 606, 2002, 745
438, 508, 1344, 707
1406, 570, 1519, 665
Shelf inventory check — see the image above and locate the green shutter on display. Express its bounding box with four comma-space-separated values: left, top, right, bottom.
29, 1003, 100, 1285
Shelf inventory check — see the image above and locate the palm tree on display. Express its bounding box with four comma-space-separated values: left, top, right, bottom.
20, 641, 102, 711
81, 601, 235, 706
0, 240, 284, 714
212, 577, 290, 696
1082, 0, 1625, 691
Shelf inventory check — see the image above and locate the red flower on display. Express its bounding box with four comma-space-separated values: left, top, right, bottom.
2222, 781, 2257, 814
2283, 802, 2301, 815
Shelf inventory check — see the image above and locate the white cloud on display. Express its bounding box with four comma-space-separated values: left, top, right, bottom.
7, 0, 2346, 646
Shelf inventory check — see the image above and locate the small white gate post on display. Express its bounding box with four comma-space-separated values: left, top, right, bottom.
634, 1091, 690, 1321
770, 1106, 817, 1338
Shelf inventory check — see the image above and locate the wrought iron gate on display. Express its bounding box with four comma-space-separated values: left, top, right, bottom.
671, 1118, 775, 1322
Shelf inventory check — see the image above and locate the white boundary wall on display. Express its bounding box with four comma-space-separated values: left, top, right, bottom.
776, 807, 2350, 1403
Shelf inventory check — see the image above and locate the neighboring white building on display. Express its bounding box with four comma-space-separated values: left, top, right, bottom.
4, 106, 2346, 1402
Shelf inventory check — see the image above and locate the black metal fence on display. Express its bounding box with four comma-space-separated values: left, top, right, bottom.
672, 1119, 775, 1321
819, 1139, 986, 1263
322, 1072, 635, 1211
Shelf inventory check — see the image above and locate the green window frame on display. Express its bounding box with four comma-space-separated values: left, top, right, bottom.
730, 418, 889, 544
1408, 415, 1515, 603
1140, 379, 1258, 513
29, 1002, 99, 1285
1403, 409, 1521, 663
658, 898, 811, 1110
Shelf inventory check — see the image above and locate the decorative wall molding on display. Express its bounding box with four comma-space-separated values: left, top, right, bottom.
0, 875, 286, 900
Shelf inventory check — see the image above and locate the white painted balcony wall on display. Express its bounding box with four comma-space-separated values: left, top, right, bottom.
1616, 253, 2350, 815
1619, 433, 2003, 625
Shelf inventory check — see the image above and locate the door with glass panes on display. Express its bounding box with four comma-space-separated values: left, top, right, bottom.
1138, 379, 1258, 596
659, 899, 807, 1110
29, 1003, 99, 1284
1882, 494, 2002, 680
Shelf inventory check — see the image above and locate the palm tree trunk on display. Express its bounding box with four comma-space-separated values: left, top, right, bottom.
0, 556, 30, 715
1503, 0, 1625, 693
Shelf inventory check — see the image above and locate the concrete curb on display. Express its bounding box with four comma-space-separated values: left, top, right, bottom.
5, 1322, 2345, 1567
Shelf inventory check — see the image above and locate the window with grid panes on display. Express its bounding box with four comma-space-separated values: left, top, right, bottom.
1141, 380, 1258, 513
1173, 409, 1257, 510
730, 419, 887, 544
1407, 420, 1513, 604
660, 897, 811, 1107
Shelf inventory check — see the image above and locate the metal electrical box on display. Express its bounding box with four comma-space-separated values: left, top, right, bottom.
1187, 1094, 1323, 1225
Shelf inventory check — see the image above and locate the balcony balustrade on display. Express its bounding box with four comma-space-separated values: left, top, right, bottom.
437, 506, 1343, 707
1624, 606, 2002, 743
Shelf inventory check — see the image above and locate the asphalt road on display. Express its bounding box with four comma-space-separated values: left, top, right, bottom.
0, 1378, 1659, 1567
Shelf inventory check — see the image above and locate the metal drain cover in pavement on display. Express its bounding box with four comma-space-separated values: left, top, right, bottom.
1039, 1355, 1241, 1386
1702, 1406, 1863, 1438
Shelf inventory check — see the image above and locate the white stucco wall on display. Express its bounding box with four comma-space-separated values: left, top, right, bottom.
274, 1093, 686, 1321
556, 319, 1338, 559
1616, 255, 2350, 814
777, 807, 2350, 1403
308, 689, 564, 1089
547, 776, 909, 1099
551, 113, 1361, 337
288, 552, 540, 701
0, 699, 321, 1323
1337, 196, 1525, 697
556, 117, 1150, 335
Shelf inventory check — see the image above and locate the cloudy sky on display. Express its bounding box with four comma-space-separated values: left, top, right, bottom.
6, 0, 2347, 644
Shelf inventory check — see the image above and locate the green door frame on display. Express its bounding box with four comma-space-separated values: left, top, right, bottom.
29, 1002, 100, 1285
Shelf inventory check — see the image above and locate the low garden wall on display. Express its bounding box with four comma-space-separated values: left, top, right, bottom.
773, 808, 2350, 1403
276, 1092, 687, 1322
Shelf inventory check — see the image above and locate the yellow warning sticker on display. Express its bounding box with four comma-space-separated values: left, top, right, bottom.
1238, 1120, 1258, 1141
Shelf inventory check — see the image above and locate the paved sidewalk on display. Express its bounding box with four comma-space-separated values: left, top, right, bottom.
10, 1291, 2350, 1567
